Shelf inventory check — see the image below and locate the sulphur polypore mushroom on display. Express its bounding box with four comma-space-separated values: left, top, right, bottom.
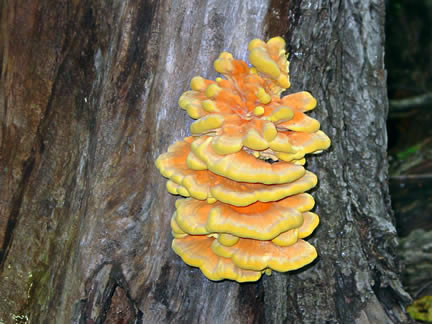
155, 36, 330, 282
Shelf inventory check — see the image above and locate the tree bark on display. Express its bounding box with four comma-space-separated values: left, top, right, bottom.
0, 0, 411, 323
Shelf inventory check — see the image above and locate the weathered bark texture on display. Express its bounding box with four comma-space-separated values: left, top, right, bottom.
0, 0, 411, 323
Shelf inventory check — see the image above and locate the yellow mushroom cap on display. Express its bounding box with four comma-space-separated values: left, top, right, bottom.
277, 111, 321, 133
214, 53, 234, 74
253, 106, 265, 116
190, 136, 306, 184
205, 84, 222, 98
256, 87, 272, 104
272, 131, 331, 162
190, 114, 225, 135
280, 91, 317, 112
271, 211, 320, 247
249, 48, 281, 79
210, 173, 317, 206
155, 138, 319, 206
271, 229, 299, 247
206, 197, 309, 240
171, 215, 187, 239
248, 39, 267, 51
172, 235, 262, 282
217, 233, 239, 247
247, 36, 290, 93
211, 238, 317, 272
190, 76, 207, 91
298, 212, 320, 238
174, 194, 315, 240
267, 106, 294, 123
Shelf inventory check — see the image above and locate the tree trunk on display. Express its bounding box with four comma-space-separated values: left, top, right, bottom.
0, 0, 411, 323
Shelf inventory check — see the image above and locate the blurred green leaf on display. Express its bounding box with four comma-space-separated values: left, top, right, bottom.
407, 296, 432, 322
396, 144, 422, 160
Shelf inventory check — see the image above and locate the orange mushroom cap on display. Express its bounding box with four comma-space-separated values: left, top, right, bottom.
190, 136, 306, 184
155, 138, 318, 206
172, 235, 263, 282
211, 237, 317, 272
174, 194, 314, 240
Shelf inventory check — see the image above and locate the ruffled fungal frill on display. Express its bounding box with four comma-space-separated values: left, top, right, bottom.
155, 36, 330, 282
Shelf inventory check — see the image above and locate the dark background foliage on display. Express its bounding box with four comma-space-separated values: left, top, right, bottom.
386, 0, 432, 310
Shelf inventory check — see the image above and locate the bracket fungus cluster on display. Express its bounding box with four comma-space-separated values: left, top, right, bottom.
155, 37, 330, 282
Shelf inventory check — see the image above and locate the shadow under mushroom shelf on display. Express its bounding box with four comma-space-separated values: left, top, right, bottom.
155, 36, 330, 282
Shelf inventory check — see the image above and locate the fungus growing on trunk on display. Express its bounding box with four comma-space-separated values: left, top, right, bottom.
155, 37, 330, 282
